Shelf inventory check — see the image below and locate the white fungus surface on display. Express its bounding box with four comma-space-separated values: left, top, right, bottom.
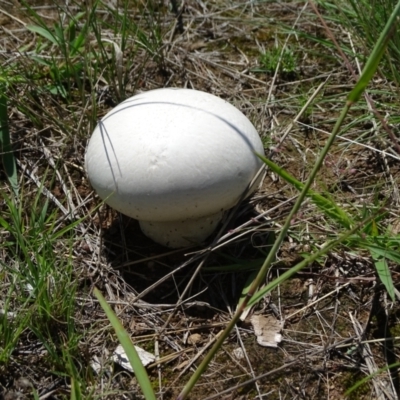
85, 88, 265, 248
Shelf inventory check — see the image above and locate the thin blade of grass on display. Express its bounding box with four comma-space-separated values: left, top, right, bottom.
370, 250, 395, 301
70, 378, 81, 400
257, 154, 353, 229
246, 218, 374, 308
260, 141, 398, 303
26, 25, 59, 45
362, 245, 400, 264
94, 288, 156, 400
236, 269, 261, 321
345, 362, 400, 396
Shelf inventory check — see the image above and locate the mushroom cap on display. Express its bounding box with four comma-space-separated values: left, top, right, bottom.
85, 88, 264, 223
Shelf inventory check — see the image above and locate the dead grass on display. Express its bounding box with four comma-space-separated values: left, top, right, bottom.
0, 0, 400, 399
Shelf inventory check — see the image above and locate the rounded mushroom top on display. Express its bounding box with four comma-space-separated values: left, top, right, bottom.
85, 88, 264, 222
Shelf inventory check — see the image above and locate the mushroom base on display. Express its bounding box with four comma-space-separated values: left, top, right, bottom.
139, 212, 224, 248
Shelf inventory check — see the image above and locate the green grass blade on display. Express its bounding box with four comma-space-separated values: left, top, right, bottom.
178, 106, 352, 400
26, 25, 59, 46
94, 288, 156, 400
70, 378, 81, 400
362, 245, 400, 264
345, 362, 400, 396
237, 232, 276, 311
237, 270, 258, 309
257, 154, 353, 229
0, 92, 18, 195
370, 250, 395, 301
246, 220, 370, 307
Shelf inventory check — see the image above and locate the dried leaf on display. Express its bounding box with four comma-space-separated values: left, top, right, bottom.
250, 315, 283, 348
232, 347, 244, 359
187, 334, 202, 345
112, 344, 155, 372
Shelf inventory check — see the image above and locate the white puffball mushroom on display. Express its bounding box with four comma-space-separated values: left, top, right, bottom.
85, 88, 265, 248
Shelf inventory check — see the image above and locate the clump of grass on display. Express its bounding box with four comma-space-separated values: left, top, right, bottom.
26, 10, 88, 99
258, 46, 297, 75
0, 187, 85, 386
21, 0, 168, 104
